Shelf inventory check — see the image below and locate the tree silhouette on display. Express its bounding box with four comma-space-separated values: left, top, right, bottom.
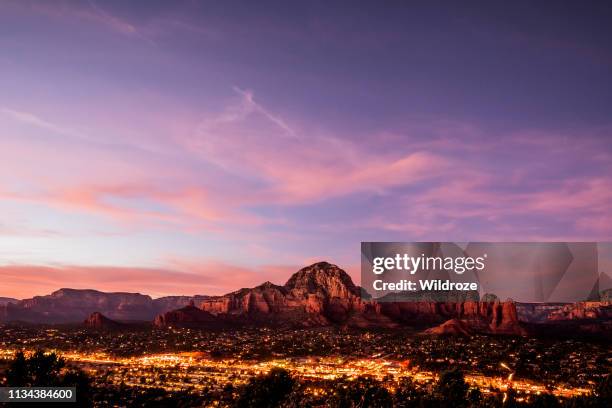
595, 372, 611, 401
5, 351, 28, 387
330, 376, 392, 408
3, 350, 92, 406
435, 368, 469, 407
235, 367, 295, 408
530, 393, 561, 408
6, 350, 65, 387
394, 376, 423, 408
466, 387, 482, 407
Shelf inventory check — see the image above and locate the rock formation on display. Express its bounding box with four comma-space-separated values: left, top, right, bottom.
198, 262, 373, 327
419, 300, 525, 335
84, 312, 122, 329
424, 319, 474, 336
515, 303, 566, 323
548, 301, 612, 321
154, 302, 222, 328
180, 262, 521, 333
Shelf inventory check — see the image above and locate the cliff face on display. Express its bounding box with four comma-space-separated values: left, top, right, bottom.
19, 289, 155, 321
490, 301, 525, 334
153, 296, 210, 315
380, 300, 515, 320
0, 289, 209, 324
385, 300, 524, 335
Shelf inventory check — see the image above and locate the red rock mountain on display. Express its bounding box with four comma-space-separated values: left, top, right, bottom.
424, 319, 474, 335
84, 312, 122, 329
176, 261, 520, 333
198, 262, 381, 326
154, 301, 222, 328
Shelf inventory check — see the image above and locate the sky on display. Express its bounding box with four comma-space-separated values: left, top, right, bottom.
0, 1, 611, 298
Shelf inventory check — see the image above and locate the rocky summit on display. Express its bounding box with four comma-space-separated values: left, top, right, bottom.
198, 262, 378, 327
84, 312, 123, 330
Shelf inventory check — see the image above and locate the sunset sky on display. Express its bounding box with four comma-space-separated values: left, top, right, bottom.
1, 1, 611, 298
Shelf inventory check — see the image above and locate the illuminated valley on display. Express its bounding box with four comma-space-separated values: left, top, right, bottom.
0, 326, 608, 406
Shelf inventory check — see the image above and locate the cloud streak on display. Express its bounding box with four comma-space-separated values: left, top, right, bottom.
2, 86, 611, 246
1, 108, 76, 137
0, 261, 303, 299
185, 89, 454, 205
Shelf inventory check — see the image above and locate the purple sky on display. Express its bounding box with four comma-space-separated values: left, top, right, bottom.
0, 1, 611, 298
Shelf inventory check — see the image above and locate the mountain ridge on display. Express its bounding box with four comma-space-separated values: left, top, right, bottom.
1, 289, 210, 323
0, 297, 18, 306
2, 261, 610, 336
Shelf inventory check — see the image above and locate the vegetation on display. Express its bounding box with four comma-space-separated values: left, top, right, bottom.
236, 368, 296, 408
228, 368, 611, 408
1, 350, 91, 406
1, 352, 609, 407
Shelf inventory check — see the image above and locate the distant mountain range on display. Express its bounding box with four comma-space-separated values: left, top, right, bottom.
0, 288, 208, 323
0, 297, 18, 306
2, 262, 610, 336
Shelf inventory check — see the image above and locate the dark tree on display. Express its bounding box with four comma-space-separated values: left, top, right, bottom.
5, 351, 28, 387
479, 394, 503, 408
235, 367, 296, 408
6, 350, 65, 386
435, 368, 469, 407
467, 387, 482, 407
330, 376, 392, 408
3, 350, 92, 406
594, 372, 611, 406
563, 395, 597, 408
394, 376, 423, 408
530, 393, 561, 408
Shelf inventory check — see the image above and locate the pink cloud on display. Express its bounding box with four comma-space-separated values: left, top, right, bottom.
182, 89, 454, 205
0, 261, 306, 300
2, 85, 611, 260
0, 182, 268, 234
24, 1, 140, 38
526, 178, 612, 214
